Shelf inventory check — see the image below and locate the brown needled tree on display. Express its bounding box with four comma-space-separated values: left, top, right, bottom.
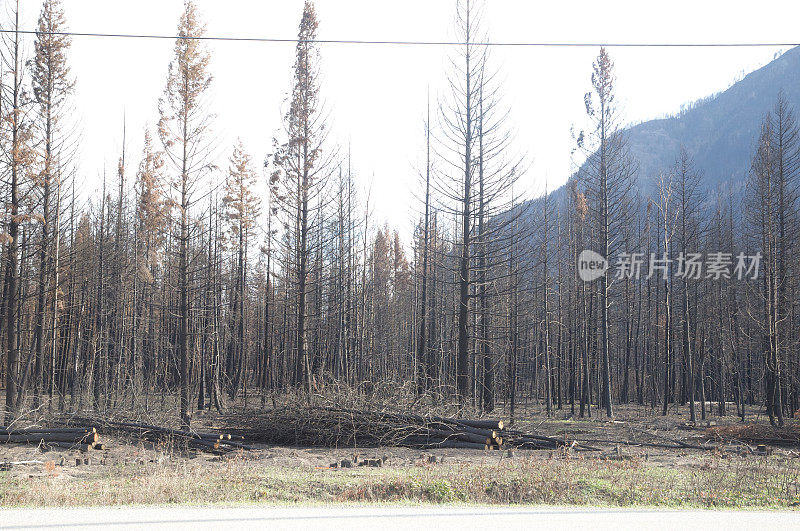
158, 0, 215, 428
222, 140, 261, 401
269, 1, 333, 395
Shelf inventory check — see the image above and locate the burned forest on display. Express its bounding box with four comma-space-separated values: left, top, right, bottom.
3, 1, 800, 497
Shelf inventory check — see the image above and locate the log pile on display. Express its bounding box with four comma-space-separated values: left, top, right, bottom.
401, 417, 506, 450
500, 429, 575, 450
59, 415, 248, 455
14, 407, 603, 454
0, 426, 102, 452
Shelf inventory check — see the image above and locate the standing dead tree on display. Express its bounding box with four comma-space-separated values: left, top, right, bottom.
269, 1, 335, 395
435, 0, 527, 409
673, 149, 703, 421
157, 0, 215, 428
27, 0, 73, 412
575, 47, 635, 417
2, 0, 36, 422
222, 140, 261, 401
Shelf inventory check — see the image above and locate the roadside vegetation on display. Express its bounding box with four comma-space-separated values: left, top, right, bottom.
3, 445, 800, 508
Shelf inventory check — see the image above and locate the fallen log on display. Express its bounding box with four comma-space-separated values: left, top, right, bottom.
0, 431, 96, 444
510, 440, 558, 449
401, 435, 490, 450
189, 438, 220, 451
500, 431, 600, 451
434, 440, 490, 450
426, 428, 491, 445
53, 415, 237, 455
628, 427, 716, 451
217, 439, 253, 451
423, 421, 497, 440
311, 407, 503, 441
705, 423, 800, 447
0, 427, 97, 435
387, 412, 503, 434
64, 417, 232, 444
578, 438, 690, 450
454, 419, 504, 431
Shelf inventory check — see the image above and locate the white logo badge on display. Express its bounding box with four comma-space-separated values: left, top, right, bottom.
578, 250, 608, 282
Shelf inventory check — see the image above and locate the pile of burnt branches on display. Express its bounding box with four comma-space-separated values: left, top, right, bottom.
706, 423, 800, 447
220, 406, 505, 449
220, 404, 595, 451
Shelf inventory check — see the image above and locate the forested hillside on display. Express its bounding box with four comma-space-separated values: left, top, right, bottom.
617, 46, 800, 193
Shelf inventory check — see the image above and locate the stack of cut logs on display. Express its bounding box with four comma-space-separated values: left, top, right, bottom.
0, 426, 103, 452
220, 407, 502, 449
61, 416, 250, 455
402, 417, 505, 450
1, 418, 250, 455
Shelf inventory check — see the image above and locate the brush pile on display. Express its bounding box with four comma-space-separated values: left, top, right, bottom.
220, 405, 580, 450
706, 423, 800, 447
1, 426, 102, 452
221, 406, 503, 449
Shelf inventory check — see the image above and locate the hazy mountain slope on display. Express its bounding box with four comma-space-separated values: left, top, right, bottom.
622, 46, 800, 191
507, 49, 799, 228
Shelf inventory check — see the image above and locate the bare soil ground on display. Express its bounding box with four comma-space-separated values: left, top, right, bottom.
2, 403, 800, 507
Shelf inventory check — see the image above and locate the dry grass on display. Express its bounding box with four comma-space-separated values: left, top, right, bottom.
2, 452, 800, 508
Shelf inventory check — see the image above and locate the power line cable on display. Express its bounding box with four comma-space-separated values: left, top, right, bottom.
0, 29, 795, 47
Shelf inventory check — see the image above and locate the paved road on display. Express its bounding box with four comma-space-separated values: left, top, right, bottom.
1, 506, 798, 530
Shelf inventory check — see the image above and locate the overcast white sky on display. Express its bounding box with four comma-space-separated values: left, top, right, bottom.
11, 0, 799, 237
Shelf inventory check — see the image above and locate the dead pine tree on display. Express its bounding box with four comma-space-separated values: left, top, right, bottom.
539, 185, 555, 416
768, 95, 798, 425
258, 202, 276, 401
415, 98, 432, 396
2, 0, 35, 422
222, 140, 261, 401
441, 0, 484, 403
746, 114, 789, 427
28, 0, 72, 411
576, 47, 635, 417
673, 149, 703, 422
438, 0, 527, 407
107, 123, 127, 410
653, 172, 677, 417
269, 1, 334, 395
158, 0, 215, 428
134, 129, 167, 401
